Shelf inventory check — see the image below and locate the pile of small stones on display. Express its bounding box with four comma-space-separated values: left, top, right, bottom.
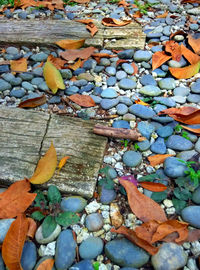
0, 0, 200, 269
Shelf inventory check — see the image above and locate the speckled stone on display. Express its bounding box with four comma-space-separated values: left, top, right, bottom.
85, 213, 104, 232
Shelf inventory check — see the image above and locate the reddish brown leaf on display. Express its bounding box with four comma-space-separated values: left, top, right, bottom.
36, 258, 55, 270
133, 10, 143, 18
111, 226, 159, 255
135, 220, 159, 243
2, 214, 29, 270
92, 53, 117, 58
181, 0, 200, 3
181, 125, 200, 135
55, 39, 85, 50
140, 182, 167, 192
68, 94, 96, 107
0, 179, 36, 219
60, 47, 95, 61
67, 58, 82, 71
119, 179, 167, 222
18, 95, 46, 108
169, 61, 200, 79
165, 40, 182, 62
27, 218, 37, 239
86, 22, 98, 37
156, 11, 168, 18
152, 51, 171, 70
181, 44, 200, 65
147, 154, 174, 167
102, 18, 131, 27
131, 62, 138, 75
47, 55, 67, 69
10, 58, 27, 72
159, 106, 200, 125
116, 59, 128, 66
188, 34, 200, 55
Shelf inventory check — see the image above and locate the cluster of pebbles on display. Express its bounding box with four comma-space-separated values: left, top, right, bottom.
0, 0, 200, 269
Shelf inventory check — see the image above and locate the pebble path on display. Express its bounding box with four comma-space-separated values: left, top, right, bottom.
0, 0, 200, 269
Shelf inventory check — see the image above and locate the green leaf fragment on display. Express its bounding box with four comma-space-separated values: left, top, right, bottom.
42, 216, 57, 238
151, 190, 168, 202
55, 211, 80, 227
47, 185, 61, 204
172, 198, 187, 214
93, 262, 100, 270
34, 190, 47, 208
31, 211, 45, 221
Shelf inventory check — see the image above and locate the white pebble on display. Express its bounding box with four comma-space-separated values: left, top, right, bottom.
103, 224, 111, 232
85, 200, 101, 214
38, 241, 56, 257
93, 229, 105, 237
114, 162, 124, 170
191, 241, 200, 256
163, 199, 173, 208
187, 258, 199, 270
76, 228, 90, 244
101, 210, 110, 219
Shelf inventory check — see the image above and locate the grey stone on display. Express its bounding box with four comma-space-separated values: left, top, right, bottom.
100, 98, 119, 109
182, 206, 200, 228
35, 224, 61, 244
139, 85, 161, 96
79, 237, 104, 259
61, 196, 87, 213
164, 157, 187, 178
187, 94, 200, 103
137, 121, 155, 139
123, 151, 142, 167
166, 135, 194, 151
31, 52, 48, 62
116, 104, 129, 115
192, 186, 200, 204
85, 213, 104, 231
0, 79, 12, 91
119, 78, 136, 90
134, 50, 152, 62
158, 78, 176, 90
154, 97, 176, 107
157, 126, 173, 138
150, 137, 166, 154
195, 138, 200, 153
129, 104, 155, 119
0, 219, 15, 244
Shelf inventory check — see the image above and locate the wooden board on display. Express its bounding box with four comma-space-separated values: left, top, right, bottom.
0, 19, 146, 49
0, 107, 107, 198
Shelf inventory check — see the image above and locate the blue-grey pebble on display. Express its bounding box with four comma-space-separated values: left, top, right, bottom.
31, 77, 44, 86
79, 237, 104, 259
100, 98, 119, 109
105, 66, 116, 76
157, 126, 173, 138
116, 104, 129, 115
85, 213, 104, 232
100, 58, 110, 66
153, 104, 167, 114
10, 89, 26, 98
182, 206, 200, 228
119, 78, 136, 90
123, 151, 142, 167
151, 116, 174, 123
60, 69, 72, 79
187, 94, 200, 103
55, 229, 77, 270
191, 81, 200, 94
122, 63, 134, 75
134, 50, 152, 62
94, 66, 105, 73
100, 186, 117, 204
19, 72, 34, 81
153, 68, 167, 78
112, 120, 130, 129
10, 77, 22, 86
173, 87, 190, 96
139, 85, 161, 96
0, 79, 12, 91
90, 95, 102, 104
6, 46, 19, 55
69, 260, 94, 270
0, 252, 5, 270
73, 68, 86, 76
79, 83, 94, 94
118, 96, 133, 106
166, 135, 193, 151
108, 167, 117, 179
189, 23, 199, 30
39, 81, 49, 91
22, 82, 34, 91
83, 59, 96, 70
105, 238, 149, 268
151, 243, 187, 270
164, 157, 187, 178
74, 79, 87, 87
61, 196, 87, 213
137, 140, 150, 151
0, 65, 9, 74
158, 78, 176, 89
31, 52, 48, 62
192, 185, 200, 204
120, 268, 138, 270
21, 241, 37, 270
1, 73, 15, 82
150, 137, 166, 154
129, 104, 155, 119
65, 86, 79, 95
48, 96, 61, 104
118, 50, 134, 59
107, 76, 117, 86
33, 67, 43, 76
101, 88, 118, 98
0, 219, 15, 244
140, 74, 157, 86
116, 70, 127, 80
137, 121, 155, 139
154, 97, 176, 107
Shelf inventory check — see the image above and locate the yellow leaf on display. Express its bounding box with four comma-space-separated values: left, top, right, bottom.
10, 58, 27, 72
43, 61, 65, 94
58, 156, 70, 171
29, 142, 57, 184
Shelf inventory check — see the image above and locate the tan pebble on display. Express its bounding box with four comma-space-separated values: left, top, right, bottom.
110, 203, 123, 228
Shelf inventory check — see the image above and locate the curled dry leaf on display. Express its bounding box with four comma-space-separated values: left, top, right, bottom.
55, 39, 85, 50
169, 61, 200, 79
180, 44, 200, 65
0, 179, 36, 219
139, 182, 167, 192
68, 94, 96, 107
165, 40, 182, 62
18, 95, 46, 108
10, 58, 27, 72
188, 34, 200, 55
27, 218, 37, 239
147, 154, 174, 167
60, 47, 95, 61
119, 179, 167, 222
58, 156, 70, 172
159, 107, 200, 125
35, 258, 55, 270
111, 226, 159, 255
135, 220, 159, 243
181, 125, 200, 135
2, 214, 29, 270
29, 142, 57, 185
43, 61, 65, 94
86, 22, 98, 37
152, 51, 171, 70
47, 55, 67, 69
102, 18, 132, 27
68, 58, 82, 71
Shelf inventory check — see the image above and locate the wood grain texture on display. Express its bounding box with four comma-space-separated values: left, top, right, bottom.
0, 107, 107, 198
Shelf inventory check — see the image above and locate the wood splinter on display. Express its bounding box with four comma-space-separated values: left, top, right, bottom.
93, 124, 145, 141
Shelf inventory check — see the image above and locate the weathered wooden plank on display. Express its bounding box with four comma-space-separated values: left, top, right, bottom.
0, 107, 107, 198
0, 19, 145, 49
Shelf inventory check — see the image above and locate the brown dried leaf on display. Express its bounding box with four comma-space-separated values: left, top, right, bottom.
118, 0, 130, 7
68, 58, 82, 71
18, 95, 46, 108
55, 39, 85, 50
135, 220, 159, 243
147, 154, 174, 167
169, 61, 200, 79
86, 22, 98, 37
188, 34, 200, 55
181, 44, 200, 65
135, 98, 149, 106
10, 58, 27, 72
0, 179, 36, 219
47, 55, 67, 69
152, 51, 171, 70
68, 94, 96, 107
165, 40, 182, 62
36, 258, 55, 270
156, 11, 168, 18
180, 125, 200, 135
27, 218, 37, 239
73, 0, 90, 3
60, 47, 95, 61
102, 18, 131, 27
139, 182, 167, 192
119, 179, 167, 222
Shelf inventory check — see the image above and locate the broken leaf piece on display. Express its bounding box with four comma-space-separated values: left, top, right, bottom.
10, 58, 27, 72
68, 94, 96, 107
169, 61, 200, 79
58, 156, 70, 172
0, 179, 36, 219
102, 18, 131, 27
188, 34, 200, 55
29, 142, 57, 184
2, 214, 29, 270
55, 39, 85, 50
165, 40, 182, 62
180, 44, 200, 65
43, 61, 65, 94
139, 182, 167, 192
18, 95, 46, 108
47, 55, 67, 69
180, 125, 200, 135
152, 51, 171, 70
36, 258, 55, 270
147, 154, 174, 167
60, 47, 95, 61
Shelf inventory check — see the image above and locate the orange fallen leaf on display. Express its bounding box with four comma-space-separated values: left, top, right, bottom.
18, 95, 47, 108
68, 94, 96, 107
86, 22, 98, 37
188, 34, 200, 55
14, 0, 64, 11
119, 179, 167, 222
180, 44, 200, 65
165, 40, 182, 62
68, 58, 82, 71
92, 53, 116, 58
47, 55, 67, 69
158, 107, 200, 125
147, 154, 174, 167
75, 19, 93, 24
102, 18, 131, 27
169, 61, 200, 79
139, 182, 167, 192
133, 10, 143, 18
0, 179, 36, 219
29, 142, 57, 185
170, 30, 187, 40
36, 258, 55, 270
135, 98, 149, 106
131, 62, 138, 75
156, 11, 168, 18
152, 51, 171, 70
58, 156, 70, 171
60, 47, 95, 61
135, 220, 159, 243
27, 218, 37, 239
180, 125, 200, 135
10, 58, 27, 72
111, 226, 159, 255
55, 39, 85, 50
2, 214, 29, 270
116, 59, 128, 66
